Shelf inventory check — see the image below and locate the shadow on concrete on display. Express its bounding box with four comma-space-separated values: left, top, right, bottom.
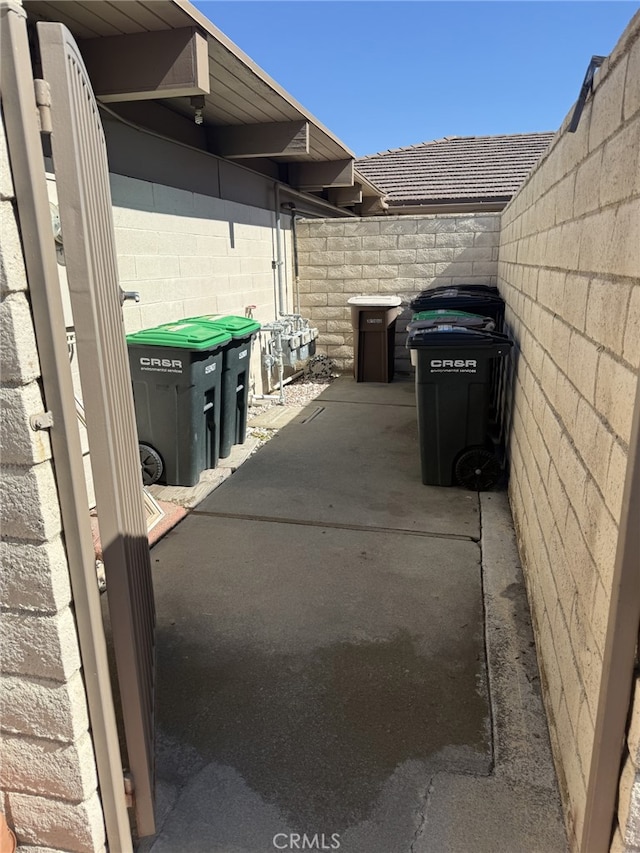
155, 626, 488, 831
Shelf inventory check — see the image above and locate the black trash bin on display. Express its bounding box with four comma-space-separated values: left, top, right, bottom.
410, 288, 505, 331
126, 320, 231, 487
408, 309, 507, 427
427, 283, 499, 296
348, 295, 402, 382
407, 325, 513, 489
186, 314, 261, 459
410, 289, 508, 423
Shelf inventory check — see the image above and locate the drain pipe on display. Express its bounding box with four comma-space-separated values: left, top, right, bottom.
273, 368, 305, 391
251, 392, 281, 401
274, 182, 286, 317
252, 370, 305, 401
269, 183, 287, 402
273, 325, 286, 405
286, 203, 301, 315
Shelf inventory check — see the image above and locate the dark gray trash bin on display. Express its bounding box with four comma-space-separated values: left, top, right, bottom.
127, 321, 231, 487
185, 315, 261, 459
407, 325, 513, 490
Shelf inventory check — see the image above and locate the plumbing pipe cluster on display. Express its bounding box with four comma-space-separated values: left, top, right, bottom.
260, 184, 318, 405
276, 313, 319, 365
260, 314, 319, 405
260, 320, 287, 405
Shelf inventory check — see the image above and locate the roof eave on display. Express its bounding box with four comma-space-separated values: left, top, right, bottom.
172, 0, 355, 159
387, 198, 510, 214
23, 0, 359, 196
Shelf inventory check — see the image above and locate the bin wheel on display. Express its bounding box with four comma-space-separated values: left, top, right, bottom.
455, 447, 501, 491
139, 443, 163, 486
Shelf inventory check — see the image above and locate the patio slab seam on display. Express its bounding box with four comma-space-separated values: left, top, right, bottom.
189, 508, 480, 543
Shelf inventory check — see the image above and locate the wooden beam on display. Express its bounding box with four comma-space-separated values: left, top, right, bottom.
79, 28, 209, 103
210, 121, 309, 159
328, 184, 363, 206
288, 159, 354, 190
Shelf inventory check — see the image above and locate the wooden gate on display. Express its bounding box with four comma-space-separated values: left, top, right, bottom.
36, 20, 156, 838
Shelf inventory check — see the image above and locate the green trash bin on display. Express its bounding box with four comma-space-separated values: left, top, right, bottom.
406, 325, 513, 490
185, 314, 261, 459
126, 320, 231, 487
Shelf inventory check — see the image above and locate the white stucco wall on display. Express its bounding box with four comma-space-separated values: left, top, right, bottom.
109, 172, 295, 398
110, 173, 292, 335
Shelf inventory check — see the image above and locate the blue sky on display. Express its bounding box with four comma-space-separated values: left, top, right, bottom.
193, 1, 638, 157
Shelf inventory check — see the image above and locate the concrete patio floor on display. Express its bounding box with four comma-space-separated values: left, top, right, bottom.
141, 377, 567, 853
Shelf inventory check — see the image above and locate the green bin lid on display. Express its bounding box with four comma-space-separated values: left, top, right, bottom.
187, 314, 261, 338
126, 320, 232, 350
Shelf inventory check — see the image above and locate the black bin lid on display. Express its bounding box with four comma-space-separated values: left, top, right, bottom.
424, 283, 499, 295
406, 325, 512, 353
410, 289, 504, 313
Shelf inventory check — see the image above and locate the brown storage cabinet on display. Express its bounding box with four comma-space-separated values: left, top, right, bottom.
348, 296, 402, 383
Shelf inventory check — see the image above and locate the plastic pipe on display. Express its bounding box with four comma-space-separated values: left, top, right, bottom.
274, 182, 286, 317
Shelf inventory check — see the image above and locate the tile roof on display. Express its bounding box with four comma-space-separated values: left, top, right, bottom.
356, 133, 555, 206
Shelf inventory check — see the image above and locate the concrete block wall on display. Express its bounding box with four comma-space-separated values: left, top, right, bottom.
498, 12, 640, 850
296, 213, 500, 373
0, 118, 106, 852
111, 174, 287, 334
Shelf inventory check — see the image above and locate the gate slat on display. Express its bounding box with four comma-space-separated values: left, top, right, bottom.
38, 21, 156, 837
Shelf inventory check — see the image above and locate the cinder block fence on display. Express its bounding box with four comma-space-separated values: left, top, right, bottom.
499, 13, 640, 850
296, 213, 500, 374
